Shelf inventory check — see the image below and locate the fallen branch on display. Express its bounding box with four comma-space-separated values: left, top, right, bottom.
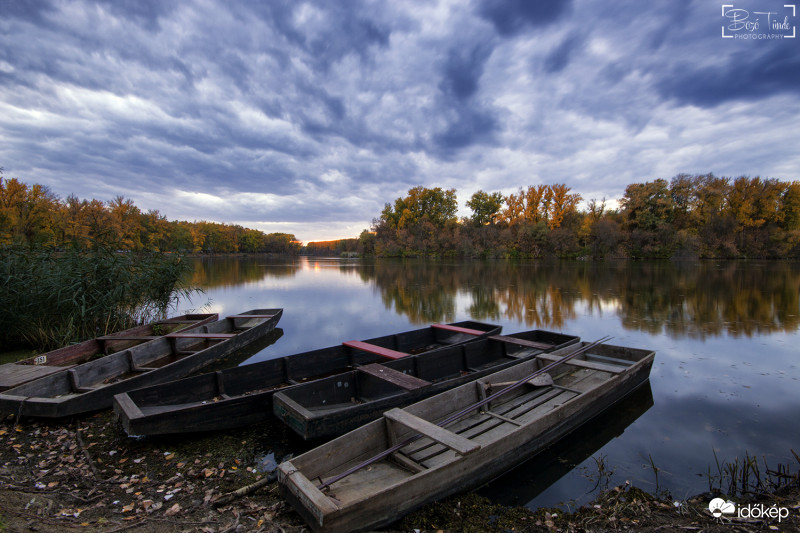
213, 472, 277, 507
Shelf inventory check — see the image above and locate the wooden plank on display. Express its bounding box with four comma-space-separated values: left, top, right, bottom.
489, 335, 553, 350
384, 408, 480, 456
165, 332, 235, 339
282, 461, 340, 516
114, 393, 144, 420
357, 364, 430, 391
536, 353, 625, 374
343, 341, 408, 360
227, 314, 275, 319
431, 324, 485, 336
390, 452, 427, 474
97, 335, 161, 341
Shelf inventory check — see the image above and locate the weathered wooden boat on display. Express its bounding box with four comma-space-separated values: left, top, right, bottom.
0, 309, 282, 419
278, 339, 655, 533
0, 314, 218, 392
112, 321, 502, 437
273, 330, 580, 440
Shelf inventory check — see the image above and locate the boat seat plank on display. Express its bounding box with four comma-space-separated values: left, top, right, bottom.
343, 341, 409, 360
227, 314, 275, 319
431, 324, 485, 336
536, 353, 625, 374
358, 364, 430, 391
385, 408, 480, 456
488, 335, 553, 351
390, 452, 427, 473
0, 363, 77, 391
165, 332, 237, 339
585, 353, 634, 366
97, 335, 161, 341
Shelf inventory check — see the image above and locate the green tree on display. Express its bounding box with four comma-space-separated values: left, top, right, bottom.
619, 179, 673, 231
380, 186, 458, 229
466, 190, 504, 225
780, 181, 800, 231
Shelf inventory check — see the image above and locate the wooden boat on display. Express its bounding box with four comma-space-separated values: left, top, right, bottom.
273, 330, 580, 440
112, 321, 502, 437
0, 309, 282, 419
278, 340, 655, 533
0, 314, 218, 392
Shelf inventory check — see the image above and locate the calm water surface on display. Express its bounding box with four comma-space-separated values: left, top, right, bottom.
181, 256, 800, 509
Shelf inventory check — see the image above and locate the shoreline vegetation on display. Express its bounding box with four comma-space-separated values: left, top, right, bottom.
0, 246, 194, 352
3, 172, 799, 260
0, 411, 797, 532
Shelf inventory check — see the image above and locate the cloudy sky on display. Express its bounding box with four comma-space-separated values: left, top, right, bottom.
1, 0, 799, 242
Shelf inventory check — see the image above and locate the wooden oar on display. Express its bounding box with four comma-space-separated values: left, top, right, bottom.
316, 336, 612, 490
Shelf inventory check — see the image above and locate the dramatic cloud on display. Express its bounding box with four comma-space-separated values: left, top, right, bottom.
0, 0, 798, 241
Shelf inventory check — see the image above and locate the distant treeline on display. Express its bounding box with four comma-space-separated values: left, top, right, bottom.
0, 174, 301, 254
307, 175, 800, 259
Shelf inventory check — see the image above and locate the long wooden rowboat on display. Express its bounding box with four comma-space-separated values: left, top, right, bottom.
273, 330, 580, 440
278, 340, 655, 533
0, 314, 218, 392
112, 321, 501, 437
0, 309, 282, 419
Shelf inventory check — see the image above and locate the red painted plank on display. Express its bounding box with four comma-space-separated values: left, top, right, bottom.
343, 340, 409, 360
431, 324, 485, 336
165, 333, 237, 339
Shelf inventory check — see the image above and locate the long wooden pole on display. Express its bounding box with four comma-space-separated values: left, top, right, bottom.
317, 336, 611, 490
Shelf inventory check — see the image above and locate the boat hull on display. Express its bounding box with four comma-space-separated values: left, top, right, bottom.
273, 330, 580, 440
0, 309, 282, 418
113, 321, 502, 436
0, 314, 217, 391
278, 341, 655, 533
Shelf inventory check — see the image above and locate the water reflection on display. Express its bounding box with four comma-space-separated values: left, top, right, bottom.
196, 258, 800, 338
184, 257, 799, 507
478, 382, 654, 509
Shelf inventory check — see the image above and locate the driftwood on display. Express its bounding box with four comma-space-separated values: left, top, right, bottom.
213, 471, 277, 507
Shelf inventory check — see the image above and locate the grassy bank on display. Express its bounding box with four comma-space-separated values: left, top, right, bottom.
0, 246, 194, 352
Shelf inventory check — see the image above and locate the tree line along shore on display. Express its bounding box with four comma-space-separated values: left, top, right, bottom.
309, 174, 800, 259
2, 171, 799, 259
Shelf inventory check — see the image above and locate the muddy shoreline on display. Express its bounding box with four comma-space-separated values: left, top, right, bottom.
1, 411, 798, 532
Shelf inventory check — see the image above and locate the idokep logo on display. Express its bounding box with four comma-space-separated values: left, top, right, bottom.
708, 498, 791, 522
708, 498, 736, 518
722, 4, 797, 39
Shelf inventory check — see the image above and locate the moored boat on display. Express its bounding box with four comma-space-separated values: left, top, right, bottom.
0, 314, 218, 392
0, 309, 282, 418
112, 321, 502, 436
273, 330, 580, 440
278, 339, 655, 533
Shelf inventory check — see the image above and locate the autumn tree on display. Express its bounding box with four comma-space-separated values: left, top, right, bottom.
108, 196, 144, 250
547, 184, 582, 230
380, 186, 458, 229
0, 177, 60, 247
498, 189, 525, 225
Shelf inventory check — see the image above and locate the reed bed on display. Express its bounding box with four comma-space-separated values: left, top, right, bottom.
0, 246, 195, 351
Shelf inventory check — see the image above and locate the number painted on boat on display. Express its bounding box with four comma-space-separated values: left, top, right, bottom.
34, 355, 47, 365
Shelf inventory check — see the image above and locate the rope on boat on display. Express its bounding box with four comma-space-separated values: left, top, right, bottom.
316, 336, 613, 491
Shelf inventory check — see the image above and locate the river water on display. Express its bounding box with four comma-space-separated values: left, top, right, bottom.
182, 256, 800, 509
